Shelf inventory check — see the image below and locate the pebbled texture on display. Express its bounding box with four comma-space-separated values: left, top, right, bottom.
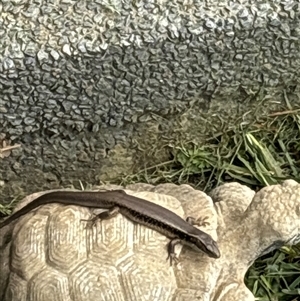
1, 0, 300, 201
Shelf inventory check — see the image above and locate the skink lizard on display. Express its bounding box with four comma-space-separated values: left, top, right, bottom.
0, 190, 221, 264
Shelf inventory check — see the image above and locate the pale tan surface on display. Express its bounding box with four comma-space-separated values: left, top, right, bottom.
1, 180, 300, 301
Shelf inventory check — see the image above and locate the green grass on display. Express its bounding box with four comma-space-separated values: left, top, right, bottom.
247, 248, 300, 301
0, 196, 21, 217
119, 100, 300, 301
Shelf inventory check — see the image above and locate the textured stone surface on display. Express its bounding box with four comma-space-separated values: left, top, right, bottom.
1, 180, 300, 301
1, 0, 300, 199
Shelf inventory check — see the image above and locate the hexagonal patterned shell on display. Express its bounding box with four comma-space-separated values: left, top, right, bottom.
2, 181, 300, 301
0, 183, 220, 301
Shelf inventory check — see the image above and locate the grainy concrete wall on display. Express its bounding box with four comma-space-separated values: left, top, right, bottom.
1, 0, 299, 200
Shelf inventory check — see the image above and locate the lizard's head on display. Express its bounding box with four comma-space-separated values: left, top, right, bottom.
188, 234, 221, 258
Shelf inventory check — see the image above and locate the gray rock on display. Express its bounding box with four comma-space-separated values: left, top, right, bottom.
1, 0, 300, 199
